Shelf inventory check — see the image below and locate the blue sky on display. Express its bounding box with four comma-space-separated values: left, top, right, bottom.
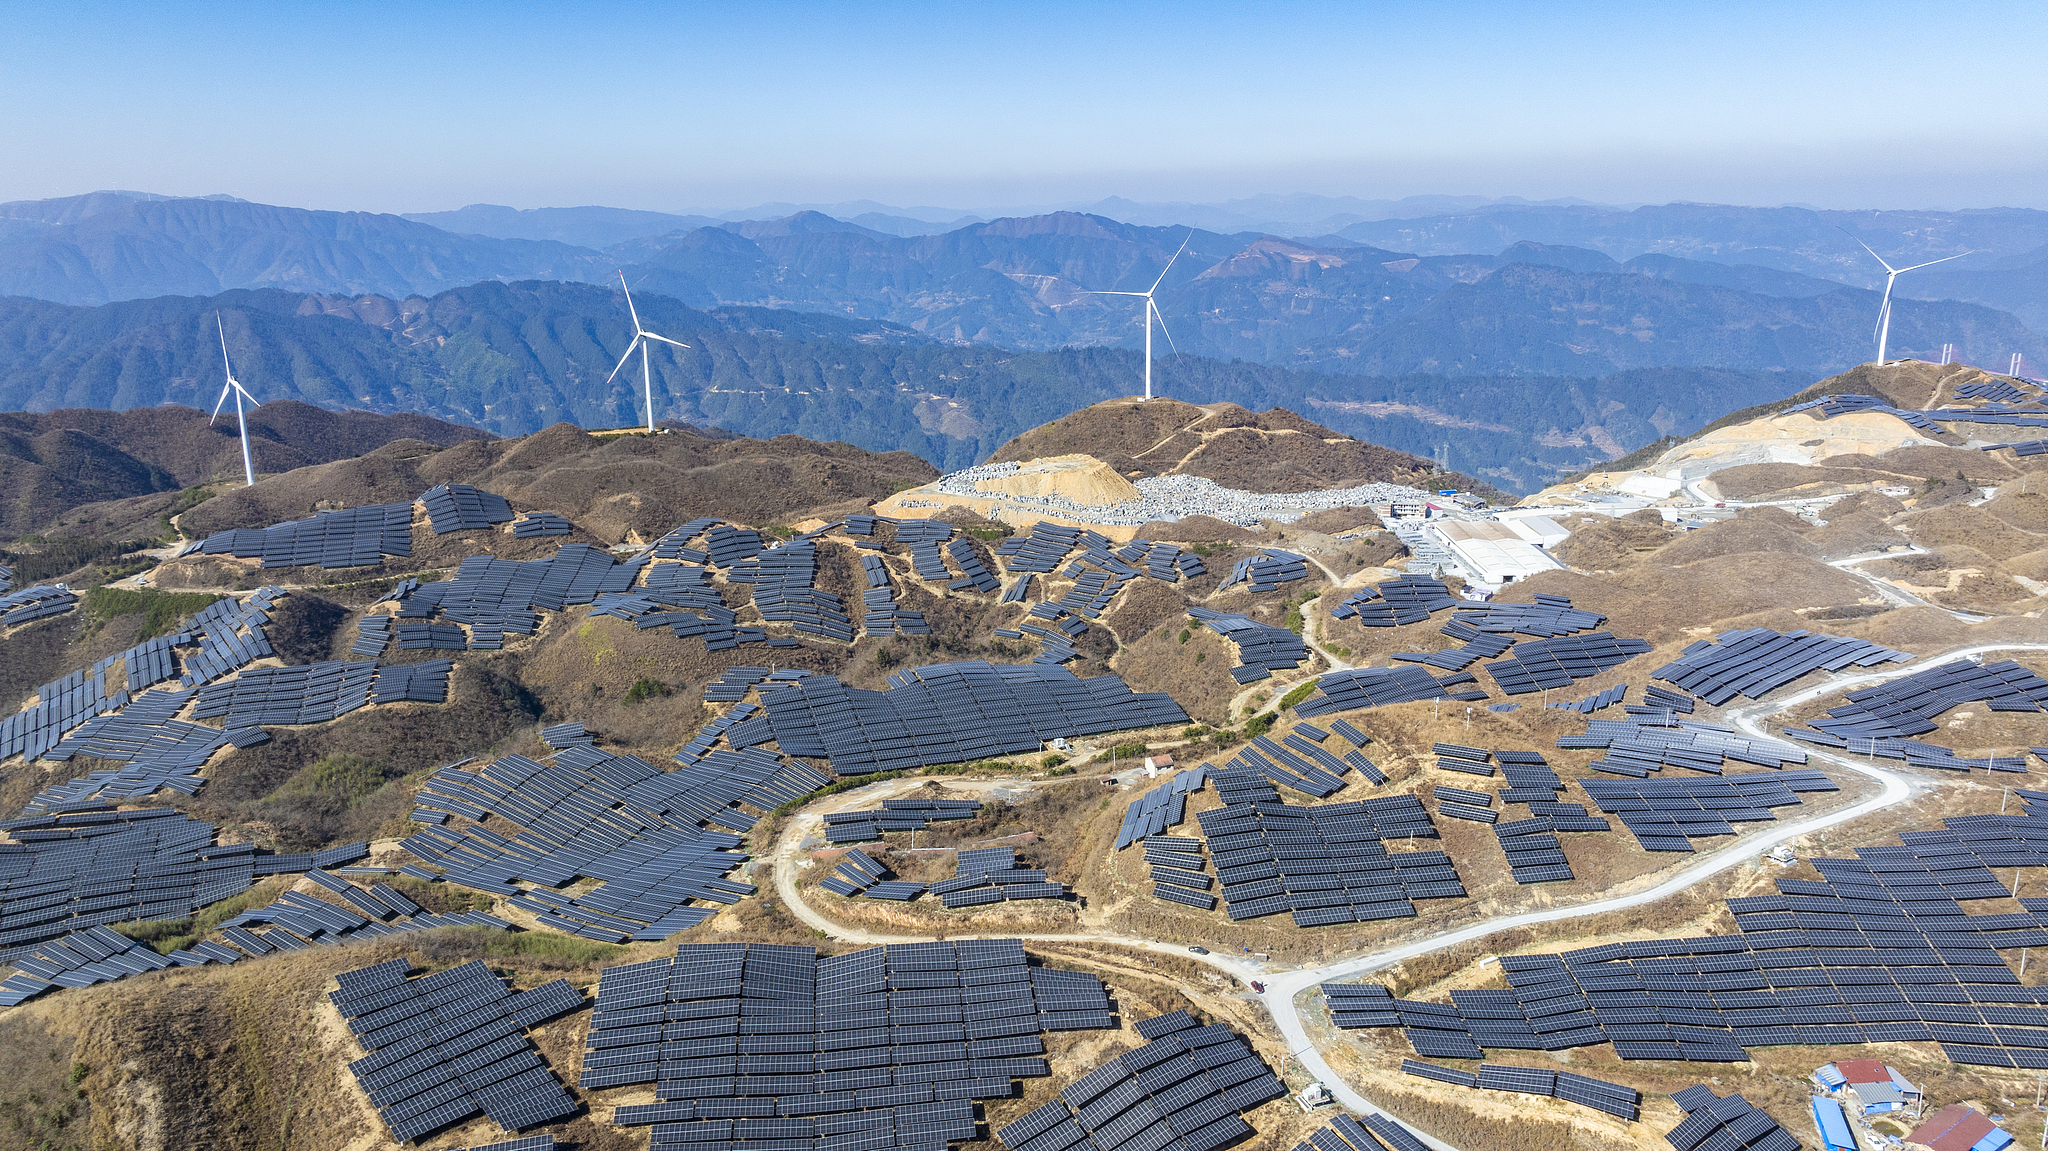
5, 1, 2043, 214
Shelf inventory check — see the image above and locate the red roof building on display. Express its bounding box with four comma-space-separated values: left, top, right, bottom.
1908, 1104, 2012, 1151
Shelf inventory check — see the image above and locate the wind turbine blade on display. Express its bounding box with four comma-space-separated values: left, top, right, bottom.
1147, 231, 1194, 295
619, 271, 644, 334
1089, 290, 1146, 296
642, 333, 691, 349
209, 382, 233, 424
1151, 299, 1179, 355
216, 312, 235, 379
1896, 251, 1971, 273
234, 380, 262, 407
606, 336, 642, 384
1839, 228, 1900, 274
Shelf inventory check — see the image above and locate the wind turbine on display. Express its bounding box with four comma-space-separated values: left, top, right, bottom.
607, 272, 690, 432
1091, 232, 1192, 401
209, 313, 260, 487
1843, 232, 1971, 364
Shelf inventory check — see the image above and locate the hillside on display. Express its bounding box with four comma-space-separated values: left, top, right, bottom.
0, 280, 1807, 491
12, 383, 2048, 1151
0, 401, 492, 540
987, 397, 1509, 502
0, 192, 611, 304
172, 421, 939, 545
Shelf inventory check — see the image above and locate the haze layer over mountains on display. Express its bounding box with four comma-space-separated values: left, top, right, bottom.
3, 188, 2045, 493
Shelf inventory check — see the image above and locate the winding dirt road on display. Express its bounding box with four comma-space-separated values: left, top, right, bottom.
765, 642, 2048, 1150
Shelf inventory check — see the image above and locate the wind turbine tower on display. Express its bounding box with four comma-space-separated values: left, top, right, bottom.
1091, 233, 1192, 401
210, 314, 261, 487
607, 272, 691, 432
1845, 234, 1970, 364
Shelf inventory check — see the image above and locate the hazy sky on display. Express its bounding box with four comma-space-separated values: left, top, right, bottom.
6, 0, 2044, 215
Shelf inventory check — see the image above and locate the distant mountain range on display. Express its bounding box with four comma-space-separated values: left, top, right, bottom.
0, 279, 1797, 490
4, 192, 2044, 376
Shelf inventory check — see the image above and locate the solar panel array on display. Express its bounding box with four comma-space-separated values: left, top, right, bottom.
0, 561, 10, 592
1217, 549, 1308, 593
0, 924, 222, 1007
1112, 539, 1207, 583
197, 501, 415, 568
1280, 1113, 1431, 1151
405, 745, 790, 933
1652, 627, 1913, 705
1553, 682, 1628, 714
1988, 439, 2048, 457
1579, 773, 1832, 851
400, 543, 644, 647
1115, 767, 1210, 849
1400, 1059, 1640, 1121
351, 612, 394, 657
997, 1010, 1286, 1151
704, 666, 816, 704
861, 555, 931, 637
511, 512, 573, 538
591, 939, 1110, 1151
2, 668, 118, 764
1330, 576, 1459, 627
1484, 632, 1652, 695
1326, 794, 2048, 1067
730, 540, 856, 642
1291, 665, 1487, 717
332, 958, 583, 1142
946, 538, 1001, 593
1664, 1087, 1798, 1151
824, 798, 980, 845
758, 660, 1186, 777
1186, 607, 1307, 683
1557, 715, 1810, 779
930, 847, 1068, 908
1140, 835, 1215, 911
1003, 610, 1089, 663
1956, 378, 2037, 402
422, 483, 516, 533
0, 583, 77, 626
30, 688, 245, 810
1788, 657, 2048, 749
1220, 731, 1363, 799
995, 522, 1090, 573
820, 848, 927, 901
1784, 724, 2030, 774
1785, 392, 1949, 433
0, 805, 356, 964
1195, 772, 1461, 926
190, 657, 452, 727
405, 740, 826, 940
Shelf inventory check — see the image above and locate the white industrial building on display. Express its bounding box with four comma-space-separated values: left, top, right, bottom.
1426, 520, 1565, 585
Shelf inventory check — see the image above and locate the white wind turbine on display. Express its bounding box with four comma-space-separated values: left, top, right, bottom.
209, 313, 261, 487
1845, 233, 1971, 364
1091, 233, 1192, 401
607, 272, 691, 432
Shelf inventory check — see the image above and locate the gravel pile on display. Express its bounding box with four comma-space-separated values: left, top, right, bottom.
912, 462, 1443, 527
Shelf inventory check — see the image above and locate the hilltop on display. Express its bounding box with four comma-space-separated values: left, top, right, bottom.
0, 401, 492, 540
986, 397, 1509, 502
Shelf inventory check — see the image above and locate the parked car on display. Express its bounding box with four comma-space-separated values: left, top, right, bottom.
1188, 946, 1208, 955
1249, 980, 1266, 993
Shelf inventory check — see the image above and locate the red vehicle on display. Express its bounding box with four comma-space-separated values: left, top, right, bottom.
1249, 980, 1266, 993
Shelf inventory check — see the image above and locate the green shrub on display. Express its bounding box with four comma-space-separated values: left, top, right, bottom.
773, 771, 905, 816
1178, 628, 1191, 644
1278, 680, 1321, 710
1243, 713, 1275, 737
623, 677, 671, 705
84, 587, 224, 640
